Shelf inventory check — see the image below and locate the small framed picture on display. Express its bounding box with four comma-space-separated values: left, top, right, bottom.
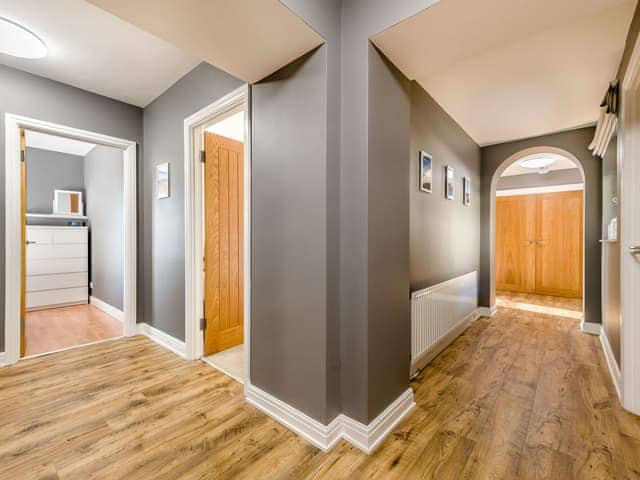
445, 165, 454, 200
157, 162, 170, 199
463, 176, 471, 206
419, 151, 432, 193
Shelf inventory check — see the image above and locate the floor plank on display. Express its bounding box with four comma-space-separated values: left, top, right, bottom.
2, 293, 640, 479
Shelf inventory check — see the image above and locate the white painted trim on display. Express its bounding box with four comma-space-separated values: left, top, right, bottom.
246, 384, 415, 454
136, 322, 186, 359
496, 183, 584, 197
0, 352, 7, 367
183, 85, 251, 389
620, 30, 640, 415
477, 305, 498, 318
600, 330, 622, 399
580, 320, 602, 335
4, 114, 137, 364
90, 296, 124, 322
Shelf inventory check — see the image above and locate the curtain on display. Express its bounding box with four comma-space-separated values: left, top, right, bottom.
589, 82, 618, 158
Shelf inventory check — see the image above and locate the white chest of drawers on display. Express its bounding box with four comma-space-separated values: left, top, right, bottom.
26, 226, 88, 310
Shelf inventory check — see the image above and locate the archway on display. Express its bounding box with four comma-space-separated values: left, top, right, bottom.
488, 146, 587, 321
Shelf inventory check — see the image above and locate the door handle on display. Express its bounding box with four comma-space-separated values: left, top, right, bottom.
25, 240, 36, 245
630, 245, 640, 254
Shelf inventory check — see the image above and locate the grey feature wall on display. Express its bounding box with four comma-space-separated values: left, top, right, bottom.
409, 82, 481, 292
480, 127, 602, 324
85, 145, 124, 311
25, 147, 85, 214
496, 168, 583, 191
142, 62, 242, 341
601, 138, 618, 237
0, 64, 142, 352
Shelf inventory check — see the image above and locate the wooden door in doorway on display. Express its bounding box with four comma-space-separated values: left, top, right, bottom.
495, 195, 536, 293
535, 191, 583, 297
203, 132, 244, 356
20, 130, 26, 356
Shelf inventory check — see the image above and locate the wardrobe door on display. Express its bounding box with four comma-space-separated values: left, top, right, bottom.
496, 195, 537, 293
535, 191, 583, 298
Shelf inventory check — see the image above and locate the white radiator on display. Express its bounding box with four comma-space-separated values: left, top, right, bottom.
411, 271, 478, 374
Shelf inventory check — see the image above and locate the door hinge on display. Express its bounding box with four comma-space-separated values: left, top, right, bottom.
200, 317, 207, 331
200, 150, 206, 163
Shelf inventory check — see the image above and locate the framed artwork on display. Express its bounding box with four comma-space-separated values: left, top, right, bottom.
463, 176, 471, 206
157, 162, 170, 199
419, 151, 432, 193
445, 165, 454, 200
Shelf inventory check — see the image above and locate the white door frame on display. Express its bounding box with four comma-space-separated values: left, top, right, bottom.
619, 32, 640, 415
183, 84, 251, 390
4, 113, 138, 365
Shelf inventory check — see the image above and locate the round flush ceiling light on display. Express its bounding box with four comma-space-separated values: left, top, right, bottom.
519, 156, 556, 169
0, 17, 47, 59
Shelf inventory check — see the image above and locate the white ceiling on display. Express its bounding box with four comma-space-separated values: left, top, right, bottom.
25, 130, 96, 156
501, 153, 579, 176
372, 0, 636, 146
0, 0, 200, 107
205, 110, 245, 143
86, 0, 325, 84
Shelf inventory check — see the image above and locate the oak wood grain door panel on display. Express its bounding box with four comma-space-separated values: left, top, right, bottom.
496, 195, 536, 293
535, 191, 583, 298
203, 132, 244, 356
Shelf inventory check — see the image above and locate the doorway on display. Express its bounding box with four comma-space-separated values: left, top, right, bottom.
494, 151, 585, 319
4, 114, 138, 366
184, 86, 250, 386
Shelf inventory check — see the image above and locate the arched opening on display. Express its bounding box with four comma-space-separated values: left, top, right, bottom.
489, 146, 586, 320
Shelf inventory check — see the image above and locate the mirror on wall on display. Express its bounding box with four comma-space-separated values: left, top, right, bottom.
53, 190, 83, 216
157, 162, 170, 199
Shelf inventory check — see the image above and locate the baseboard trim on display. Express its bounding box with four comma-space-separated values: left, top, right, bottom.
136, 322, 186, 359
246, 384, 415, 454
477, 305, 498, 318
600, 331, 622, 398
90, 296, 124, 322
0, 352, 7, 367
580, 320, 602, 335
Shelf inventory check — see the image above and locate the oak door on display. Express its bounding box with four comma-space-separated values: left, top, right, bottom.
203, 132, 244, 356
496, 195, 537, 293
535, 191, 583, 297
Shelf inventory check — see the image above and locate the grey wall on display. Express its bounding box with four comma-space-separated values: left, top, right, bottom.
497, 168, 583, 191
85, 145, 124, 310
25, 147, 85, 214
480, 127, 602, 324
409, 82, 481, 292
0, 64, 142, 352
142, 62, 242, 341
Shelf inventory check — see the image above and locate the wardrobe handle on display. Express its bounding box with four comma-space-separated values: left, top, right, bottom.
25, 240, 36, 245
630, 245, 640, 254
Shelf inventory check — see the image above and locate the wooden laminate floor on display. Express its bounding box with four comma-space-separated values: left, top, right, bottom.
2, 305, 639, 479
25, 304, 122, 357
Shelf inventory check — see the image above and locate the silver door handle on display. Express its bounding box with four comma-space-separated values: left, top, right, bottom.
630, 245, 640, 254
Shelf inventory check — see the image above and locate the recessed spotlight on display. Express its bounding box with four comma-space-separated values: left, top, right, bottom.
519, 157, 556, 169
0, 17, 47, 59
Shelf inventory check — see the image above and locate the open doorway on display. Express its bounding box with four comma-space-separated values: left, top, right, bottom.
4, 114, 138, 366
184, 86, 250, 386
494, 151, 585, 320
20, 130, 125, 357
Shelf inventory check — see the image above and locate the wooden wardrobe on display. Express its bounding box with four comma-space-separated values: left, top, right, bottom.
496, 190, 583, 298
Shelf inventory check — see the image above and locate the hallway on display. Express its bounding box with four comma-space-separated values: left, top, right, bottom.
1, 307, 638, 479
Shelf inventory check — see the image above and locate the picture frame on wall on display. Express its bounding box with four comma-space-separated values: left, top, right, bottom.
419, 151, 432, 193
445, 165, 454, 200
463, 176, 471, 206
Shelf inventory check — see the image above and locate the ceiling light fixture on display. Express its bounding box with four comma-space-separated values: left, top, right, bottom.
0, 17, 47, 59
519, 156, 556, 170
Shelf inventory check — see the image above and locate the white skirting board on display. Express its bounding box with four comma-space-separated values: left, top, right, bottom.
580, 320, 602, 335
0, 352, 7, 367
90, 296, 124, 322
600, 331, 622, 399
246, 383, 415, 454
476, 305, 497, 318
136, 322, 186, 359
